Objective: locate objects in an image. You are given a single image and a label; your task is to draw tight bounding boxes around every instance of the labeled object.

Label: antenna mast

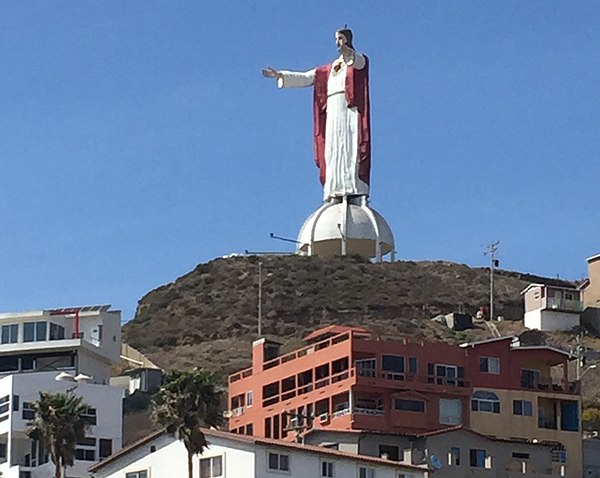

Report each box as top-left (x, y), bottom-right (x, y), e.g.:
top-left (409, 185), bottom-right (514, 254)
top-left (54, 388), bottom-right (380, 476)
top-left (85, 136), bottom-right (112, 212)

top-left (485, 241), bottom-right (500, 321)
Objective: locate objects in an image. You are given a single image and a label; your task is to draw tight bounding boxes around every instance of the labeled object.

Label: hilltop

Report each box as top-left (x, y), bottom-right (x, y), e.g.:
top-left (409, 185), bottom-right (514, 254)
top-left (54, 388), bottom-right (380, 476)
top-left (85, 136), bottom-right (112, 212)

top-left (123, 255), bottom-right (583, 376)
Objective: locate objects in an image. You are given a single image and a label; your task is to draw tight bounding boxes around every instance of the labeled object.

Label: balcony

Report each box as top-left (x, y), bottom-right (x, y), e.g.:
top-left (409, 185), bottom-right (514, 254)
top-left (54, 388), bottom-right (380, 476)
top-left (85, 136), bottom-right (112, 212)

top-left (229, 332), bottom-right (354, 384)
top-left (355, 368), bottom-right (470, 389)
top-left (543, 297), bottom-right (583, 313)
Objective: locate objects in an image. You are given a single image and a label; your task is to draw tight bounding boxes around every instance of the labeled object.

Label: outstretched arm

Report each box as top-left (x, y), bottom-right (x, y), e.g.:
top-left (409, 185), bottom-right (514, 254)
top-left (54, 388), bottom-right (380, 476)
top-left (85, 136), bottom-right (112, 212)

top-left (262, 67), bottom-right (283, 80)
top-left (262, 66), bottom-right (316, 89)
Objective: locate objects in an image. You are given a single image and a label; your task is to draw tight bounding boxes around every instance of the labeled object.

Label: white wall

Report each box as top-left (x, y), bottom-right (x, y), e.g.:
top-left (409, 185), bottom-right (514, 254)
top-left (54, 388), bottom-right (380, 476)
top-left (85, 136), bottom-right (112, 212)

top-left (525, 310), bottom-right (580, 331)
top-left (92, 433), bottom-right (427, 478)
top-left (1, 372), bottom-right (122, 478)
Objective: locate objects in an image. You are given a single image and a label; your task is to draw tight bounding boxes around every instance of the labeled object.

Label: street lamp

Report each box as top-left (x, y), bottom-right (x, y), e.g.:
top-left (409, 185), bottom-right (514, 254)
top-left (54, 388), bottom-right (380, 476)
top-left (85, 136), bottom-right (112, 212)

top-left (580, 364), bottom-right (598, 380)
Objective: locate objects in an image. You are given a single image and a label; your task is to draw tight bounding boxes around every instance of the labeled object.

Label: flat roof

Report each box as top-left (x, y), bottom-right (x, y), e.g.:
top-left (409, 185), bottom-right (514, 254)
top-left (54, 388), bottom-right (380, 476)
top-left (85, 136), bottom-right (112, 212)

top-left (0, 304), bottom-right (115, 320)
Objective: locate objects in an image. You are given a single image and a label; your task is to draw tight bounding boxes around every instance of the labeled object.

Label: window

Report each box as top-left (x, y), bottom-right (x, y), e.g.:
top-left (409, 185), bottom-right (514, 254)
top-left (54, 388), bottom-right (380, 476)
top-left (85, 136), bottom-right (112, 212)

top-left (428, 363), bottom-right (464, 386)
top-left (469, 449), bottom-right (491, 468)
top-left (439, 398), bottom-right (462, 425)
top-left (394, 398), bottom-right (425, 412)
top-left (245, 423), bottom-right (253, 435)
top-left (382, 355), bottom-right (404, 379)
top-left (22, 402), bottom-right (35, 420)
top-left (75, 440), bottom-right (95, 461)
top-left (379, 445), bottom-right (399, 461)
top-left (81, 407), bottom-right (97, 425)
top-left (200, 455), bottom-right (223, 478)
top-left (99, 439), bottom-right (112, 458)
top-left (49, 323), bottom-right (65, 341)
top-left (512, 452), bottom-right (530, 459)
top-left (246, 390), bottom-right (253, 407)
top-left (408, 357), bottom-right (418, 374)
top-left (513, 400), bottom-right (533, 416)
top-left (126, 472), bottom-right (148, 478)
top-left (321, 461), bottom-right (334, 477)
top-left (448, 447), bottom-right (460, 465)
top-left (1, 324), bottom-right (18, 344)
top-left (0, 395), bottom-right (9, 415)
top-left (355, 358), bottom-right (376, 378)
top-left (471, 391), bottom-right (500, 413)
top-left (0, 357), bottom-right (18, 373)
top-left (521, 368), bottom-right (541, 389)
top-left (268, 452), bottom-right (289, 472)
top-left (359, 466), bottom-right (375, 478)
top-left (23, 322), bottom-right (47, 342)
top-left (479, 357), bottom-right (500, 374)
top-left (551, 447), bottom-right (567, 463)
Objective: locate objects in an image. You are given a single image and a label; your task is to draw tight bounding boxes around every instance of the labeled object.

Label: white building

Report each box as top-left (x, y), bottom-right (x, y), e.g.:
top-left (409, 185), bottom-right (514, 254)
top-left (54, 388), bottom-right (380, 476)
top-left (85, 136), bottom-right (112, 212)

top-left (89, 428), bottom-right (428, 478)
top-left (522, 283), bottom-right (582, 331)
top-left (0, 305), bottom-right (123, 478)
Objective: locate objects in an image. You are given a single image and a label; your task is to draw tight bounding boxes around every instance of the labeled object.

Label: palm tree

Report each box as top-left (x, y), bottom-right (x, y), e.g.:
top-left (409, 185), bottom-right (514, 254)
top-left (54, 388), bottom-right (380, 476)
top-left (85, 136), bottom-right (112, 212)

top-left (27, 391), bottom-right (90, 478)
top-left (152, 368), bottom-right (223, 478)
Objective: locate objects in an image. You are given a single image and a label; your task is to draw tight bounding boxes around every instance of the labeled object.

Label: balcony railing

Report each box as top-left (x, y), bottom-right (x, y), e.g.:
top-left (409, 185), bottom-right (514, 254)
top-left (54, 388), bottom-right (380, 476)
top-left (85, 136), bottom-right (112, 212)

top-left (229, 331), bottom-right (355, 384)
top-left (355, 407), bottom-right (385, 416)
top-left (521, 381), bottom-right (579, 394)
top-left (356, 368), bottom-right (470, 388)
top-left (544, 297), bottom-right (583, 312)
top-left (260, 369), bottom-right (354, 408)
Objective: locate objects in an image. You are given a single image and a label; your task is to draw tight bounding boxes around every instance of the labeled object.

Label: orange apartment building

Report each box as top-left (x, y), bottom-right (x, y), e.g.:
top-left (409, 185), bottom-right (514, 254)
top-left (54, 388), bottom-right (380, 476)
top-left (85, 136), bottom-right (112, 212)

top-left (228, 325), bottom-right (583, 477)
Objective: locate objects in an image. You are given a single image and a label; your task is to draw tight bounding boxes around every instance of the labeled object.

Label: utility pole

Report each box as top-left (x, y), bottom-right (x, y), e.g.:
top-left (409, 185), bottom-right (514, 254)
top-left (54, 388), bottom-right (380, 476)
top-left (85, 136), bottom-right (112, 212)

top-left (485, 241), bottom-right (500, 321)
top-left (258, 261), bottom-right (263, 337)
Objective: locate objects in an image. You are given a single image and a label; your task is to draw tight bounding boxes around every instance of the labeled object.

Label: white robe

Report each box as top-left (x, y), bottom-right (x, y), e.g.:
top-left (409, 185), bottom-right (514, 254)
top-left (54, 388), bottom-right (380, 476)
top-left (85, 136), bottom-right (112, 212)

top-left (278, 54), bottom-right (370, 200)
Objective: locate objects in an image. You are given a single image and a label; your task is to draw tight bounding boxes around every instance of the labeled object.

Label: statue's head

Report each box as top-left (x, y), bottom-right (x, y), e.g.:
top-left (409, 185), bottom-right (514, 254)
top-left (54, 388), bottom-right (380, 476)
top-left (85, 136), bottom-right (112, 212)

top-left (335, 27), bottom-right (354, 51)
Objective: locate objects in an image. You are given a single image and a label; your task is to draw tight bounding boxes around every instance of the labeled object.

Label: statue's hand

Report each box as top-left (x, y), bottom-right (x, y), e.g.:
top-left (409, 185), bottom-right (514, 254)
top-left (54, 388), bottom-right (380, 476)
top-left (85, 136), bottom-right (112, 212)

top-left (262, 67), bottom-right (281, 79)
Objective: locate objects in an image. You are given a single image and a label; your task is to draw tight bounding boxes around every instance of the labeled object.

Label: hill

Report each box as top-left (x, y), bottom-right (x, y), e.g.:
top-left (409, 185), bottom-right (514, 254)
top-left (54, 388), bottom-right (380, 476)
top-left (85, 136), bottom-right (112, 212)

top-left (123, 255), bottom-right (582, 376)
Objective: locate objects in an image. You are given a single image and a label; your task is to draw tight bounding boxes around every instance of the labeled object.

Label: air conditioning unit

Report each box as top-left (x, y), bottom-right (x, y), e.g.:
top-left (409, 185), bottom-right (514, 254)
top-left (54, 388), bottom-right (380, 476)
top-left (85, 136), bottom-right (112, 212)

top-left (319, 413), bottom-right (329, 423)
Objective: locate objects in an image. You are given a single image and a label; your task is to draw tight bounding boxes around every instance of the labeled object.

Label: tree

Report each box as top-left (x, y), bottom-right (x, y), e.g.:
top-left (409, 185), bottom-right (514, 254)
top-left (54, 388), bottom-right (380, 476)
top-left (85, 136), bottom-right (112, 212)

top-left (152, 368), bottom-right (223, 478)
top-left (26, 391), bottom-right (90, 478)
top-left (583, 407), bottom-right (600, 431)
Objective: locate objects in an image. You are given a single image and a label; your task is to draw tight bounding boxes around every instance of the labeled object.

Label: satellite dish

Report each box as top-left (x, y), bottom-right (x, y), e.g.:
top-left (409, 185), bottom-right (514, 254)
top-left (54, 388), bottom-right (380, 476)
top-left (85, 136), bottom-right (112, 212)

top-left (430, 455), bottom-right (442, 470)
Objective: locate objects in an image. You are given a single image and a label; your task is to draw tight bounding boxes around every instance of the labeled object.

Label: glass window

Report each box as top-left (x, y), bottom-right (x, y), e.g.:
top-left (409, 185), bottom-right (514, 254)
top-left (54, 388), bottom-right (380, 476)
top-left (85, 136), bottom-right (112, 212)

top-left (126, 472), bottom-right (148, 478)
top-left (321, 461), bottom-right (334, 477)
top-left (513, 400), bottom-right (533, 416)
top-left (439, 398), bottom-right (462, 425)
top-left (479, 357), bottom-right (500, 374)
top-left (449, 447), bottom-right (460, 466)
top-left (359, 467), bottom-right (375, 478)
top-left (469, 449), bottom-right (486, 468)
top-left (408, 357), bottom-right (418, 374)
top-left (382, 355), bottom-right (404, 373)
top-left (0, 395), bottom-right (10, 415)
top-left (394, 399), bottom-right (425, 412)
top-left (1, 324), bottom-right (18, 344)
top-left (23, 322), bottom-right (47, 342)
top-left (268, 452), bottom-right (289, 472)
top-left (49, 323), bottom-right (65, 340)
top-left (200, 456), bottom-right (223, 478)
top-left (23, 402), bottom-right (36, 420)
top-left (0, 357), bottom-right (19, 373)
top-left (471, 391), bottom-right (500, 414)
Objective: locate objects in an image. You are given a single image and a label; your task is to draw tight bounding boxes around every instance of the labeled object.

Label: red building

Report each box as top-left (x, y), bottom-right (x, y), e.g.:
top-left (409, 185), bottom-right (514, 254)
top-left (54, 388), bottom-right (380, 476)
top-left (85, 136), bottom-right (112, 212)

top-left (228, 325), bottom-right (582, 476)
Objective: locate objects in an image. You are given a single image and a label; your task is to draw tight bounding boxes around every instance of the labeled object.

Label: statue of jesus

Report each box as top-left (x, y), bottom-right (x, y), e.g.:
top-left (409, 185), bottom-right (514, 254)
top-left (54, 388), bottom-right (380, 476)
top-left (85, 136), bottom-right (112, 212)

top-left (262, 28), bottom-right (371, 202)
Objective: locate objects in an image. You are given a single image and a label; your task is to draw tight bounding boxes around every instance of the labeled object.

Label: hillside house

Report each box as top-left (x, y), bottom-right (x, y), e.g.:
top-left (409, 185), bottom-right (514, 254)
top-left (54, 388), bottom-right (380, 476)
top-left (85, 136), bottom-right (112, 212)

top-left (0, 305), bottom-right (123, 478)
top-left (228, 326), bottom-right (582, 478)
top-left (89, 428), bottom-right (428, 478)
top-left (522, 283), bottom-right (582, 331)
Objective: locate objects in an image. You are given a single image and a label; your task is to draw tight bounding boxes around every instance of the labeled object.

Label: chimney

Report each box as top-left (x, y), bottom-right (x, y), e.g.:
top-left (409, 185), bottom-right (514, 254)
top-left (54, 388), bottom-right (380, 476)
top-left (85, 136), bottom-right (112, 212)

top-left (252, 338), bottom-right (281, 373)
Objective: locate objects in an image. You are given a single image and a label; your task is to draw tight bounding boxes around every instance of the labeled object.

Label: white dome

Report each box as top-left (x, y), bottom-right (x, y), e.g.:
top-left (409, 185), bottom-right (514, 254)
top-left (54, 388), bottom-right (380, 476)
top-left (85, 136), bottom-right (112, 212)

top-left (297, 201), bottom-right (395, 260)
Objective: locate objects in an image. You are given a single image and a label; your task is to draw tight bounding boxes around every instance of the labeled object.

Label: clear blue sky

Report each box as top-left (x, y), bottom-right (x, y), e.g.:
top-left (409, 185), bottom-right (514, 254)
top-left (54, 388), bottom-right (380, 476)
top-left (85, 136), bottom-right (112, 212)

top-left (1, 2), bottom-right (598, 321)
